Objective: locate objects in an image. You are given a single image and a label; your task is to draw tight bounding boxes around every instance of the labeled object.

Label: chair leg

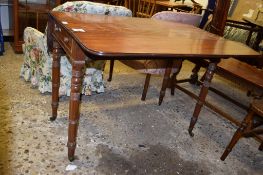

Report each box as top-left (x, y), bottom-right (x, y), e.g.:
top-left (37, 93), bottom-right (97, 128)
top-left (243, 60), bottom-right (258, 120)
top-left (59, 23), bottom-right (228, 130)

top-left (141, 74), bottom-right (151, 101)
top-left (170, 73), bottom-right (176, 96)
top-left (220, 110), bottom-right (255, 161)
top-left (259, 142), bottom-right (263, 151)
top-left (189, 65), bottom-right (201, 84)
top-left (159, 61), bottom-right (173, 105)
top-left (200, 70), bottom-right (207, 82)
top-left (170, 59), bottom-right (183, 95)
top-left (108, 59), bottom-right (115, 82)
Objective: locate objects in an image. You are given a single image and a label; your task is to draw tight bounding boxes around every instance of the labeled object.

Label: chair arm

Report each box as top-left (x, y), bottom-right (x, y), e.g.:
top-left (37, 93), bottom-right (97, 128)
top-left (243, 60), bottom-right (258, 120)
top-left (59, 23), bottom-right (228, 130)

top-left (23, 27), bottom-right (48, 59)
top-left (226, 19), bottom-right (260, 32)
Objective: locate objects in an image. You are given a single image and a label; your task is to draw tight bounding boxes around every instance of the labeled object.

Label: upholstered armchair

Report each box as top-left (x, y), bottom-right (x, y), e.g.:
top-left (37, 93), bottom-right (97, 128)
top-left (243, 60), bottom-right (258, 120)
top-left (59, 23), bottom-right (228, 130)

top-left (20, 1), bottom-right (132, 96)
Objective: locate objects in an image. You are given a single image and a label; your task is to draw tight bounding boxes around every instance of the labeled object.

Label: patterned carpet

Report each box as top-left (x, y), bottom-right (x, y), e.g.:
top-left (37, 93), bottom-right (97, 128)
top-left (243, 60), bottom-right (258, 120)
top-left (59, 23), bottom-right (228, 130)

top-left (0, 43), bottom-right (262, 175)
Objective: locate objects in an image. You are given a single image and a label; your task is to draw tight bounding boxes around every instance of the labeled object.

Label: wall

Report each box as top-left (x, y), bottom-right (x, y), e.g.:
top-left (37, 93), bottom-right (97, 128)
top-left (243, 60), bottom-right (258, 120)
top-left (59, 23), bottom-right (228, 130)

top-left (0, 0), bottom-right (46, 36)
top-left (0, 0), bottom-right (12, 35)
top-left (186, 0), bottom-right (263, 21)
top-left (230, 0), bottom-right (263, 20)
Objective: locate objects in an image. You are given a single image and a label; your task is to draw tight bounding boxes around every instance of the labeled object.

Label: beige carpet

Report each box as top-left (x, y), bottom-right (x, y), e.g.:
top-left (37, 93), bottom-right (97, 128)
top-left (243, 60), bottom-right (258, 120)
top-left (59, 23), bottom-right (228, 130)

top-left (0, 43), bottom-right (262, 175)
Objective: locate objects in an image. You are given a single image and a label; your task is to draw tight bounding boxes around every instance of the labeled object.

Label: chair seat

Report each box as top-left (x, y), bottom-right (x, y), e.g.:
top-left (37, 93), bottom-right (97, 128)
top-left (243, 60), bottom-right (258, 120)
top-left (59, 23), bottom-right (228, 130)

top-left (120, 59), bottom-right (179, 75)
top-left (152, 11), bottom-right (202, 27)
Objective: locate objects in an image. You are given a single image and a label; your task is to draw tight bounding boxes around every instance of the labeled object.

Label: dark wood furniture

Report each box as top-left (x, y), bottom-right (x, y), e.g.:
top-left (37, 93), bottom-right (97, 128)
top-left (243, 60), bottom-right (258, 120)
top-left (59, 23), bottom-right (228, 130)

top-left (242, 16), bottom-right (263, 52)
top-left (182, 58), bottom-right (263, 131)
top-left (47, 11), bottom-right (260, 161)
top-left (156, 0), bottom-right (202, 14)
top-left (123, 0), bottom-right (156, 17)
top-left (183, 1), bottom-right (263, 137)
top-left (221, 98), bottom-right (263, 161)
top-left (156, 0), bottom-right (193, 9)
top-left (136, 0), bottom-right (156, 18)
top-left (12, 0), bottom-right (61, 53)
top-left (187, 0), bottom-right (232, 136)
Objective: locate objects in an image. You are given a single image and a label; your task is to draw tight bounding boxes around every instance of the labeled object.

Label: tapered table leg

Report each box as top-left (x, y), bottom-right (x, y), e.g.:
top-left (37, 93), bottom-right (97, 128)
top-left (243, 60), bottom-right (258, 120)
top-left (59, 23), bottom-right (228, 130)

top-left (159, 60), bottom-right (173, 105)
top-left (188, 62), bottom-right (217, 136)
top-left (170, 59), bottom-right (183, 95)
top-left (141, 74), bottom-right (151, 101)
top-left (50, 41), bottom-right (62, 121)
top-left (67, 60), bottom-right (85, 161)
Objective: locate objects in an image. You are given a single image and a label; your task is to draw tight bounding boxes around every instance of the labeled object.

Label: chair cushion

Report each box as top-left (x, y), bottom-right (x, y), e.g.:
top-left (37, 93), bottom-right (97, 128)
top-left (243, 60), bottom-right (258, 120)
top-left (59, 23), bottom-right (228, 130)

top-left (152, 11), bottom-right (202, 27)
top-left (120, 59), bottom-right (181, 75)
top-left (53, 1), bottom-right (132, 17)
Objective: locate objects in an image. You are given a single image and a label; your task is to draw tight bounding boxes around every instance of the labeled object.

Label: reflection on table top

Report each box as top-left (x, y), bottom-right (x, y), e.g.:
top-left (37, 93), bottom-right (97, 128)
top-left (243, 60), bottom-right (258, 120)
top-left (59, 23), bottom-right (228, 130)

top-left (49, 11), bottom-right (260, 59)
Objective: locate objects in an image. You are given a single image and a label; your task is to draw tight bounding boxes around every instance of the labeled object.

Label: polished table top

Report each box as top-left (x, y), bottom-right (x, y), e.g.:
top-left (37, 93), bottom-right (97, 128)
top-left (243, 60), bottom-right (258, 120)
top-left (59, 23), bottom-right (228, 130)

top-left (49, 11), bottom-right (260, 60)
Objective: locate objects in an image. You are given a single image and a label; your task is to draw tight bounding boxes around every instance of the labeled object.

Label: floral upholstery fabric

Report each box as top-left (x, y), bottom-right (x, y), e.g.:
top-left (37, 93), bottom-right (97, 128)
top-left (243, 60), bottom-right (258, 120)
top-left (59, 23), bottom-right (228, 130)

top-left (53, 1), bottom-right (132, 16)
top-left (20, 1), bottom-right (132, 96)
top-left (224, 26), bottom-right (257, 48)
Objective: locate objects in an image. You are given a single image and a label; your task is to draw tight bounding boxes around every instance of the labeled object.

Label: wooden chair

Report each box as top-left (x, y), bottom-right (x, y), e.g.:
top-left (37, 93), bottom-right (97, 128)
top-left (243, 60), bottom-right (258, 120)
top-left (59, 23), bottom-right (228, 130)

top-left (123, 0), bottom-right (155, 17)
top-left (124, 0), bottom-right (137, 16)
top-left (173, 1), bottom-right (202, 14)
top-left (185, 0), bottom-right (263, 137)
top-left (221, 98), bottom-right (263, 161)
top-left (136, 0), bottom-right (156, 18)
top-left (108, 11), bottom-right (202, 105)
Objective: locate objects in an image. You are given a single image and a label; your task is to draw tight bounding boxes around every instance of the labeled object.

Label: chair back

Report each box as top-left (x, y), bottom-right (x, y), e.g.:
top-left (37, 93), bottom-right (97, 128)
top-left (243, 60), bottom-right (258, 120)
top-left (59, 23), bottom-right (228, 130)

top-left (136, 0), bottom-right (156, 18)
top-left (52, 1), bottom-right (132, 16)
top-left (124, 0), bottom-right (137, 16)
top-left (191, 3), bottom-right (202, 14)
top-left (112, 0), bottom-right (125, 6)
top-left (209, 0), bottom-right (231, 36)
top-left (152, 11), bottom-right (202, 27)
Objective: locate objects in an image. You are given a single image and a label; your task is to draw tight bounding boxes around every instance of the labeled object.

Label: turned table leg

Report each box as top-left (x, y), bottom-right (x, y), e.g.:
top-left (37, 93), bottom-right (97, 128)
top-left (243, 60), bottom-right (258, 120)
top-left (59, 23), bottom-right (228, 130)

top-left (67, 60), bottom-right (85, 161)
top-left (51, 41), bottom-right (62, 121)
top-left (188, 62), bottom-right (217, 136)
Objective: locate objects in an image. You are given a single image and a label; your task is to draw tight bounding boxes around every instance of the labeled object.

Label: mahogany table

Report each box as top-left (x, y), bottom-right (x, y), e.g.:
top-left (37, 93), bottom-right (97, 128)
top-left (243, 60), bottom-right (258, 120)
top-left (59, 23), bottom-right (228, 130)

top-left (47, 11), bottom-right (261, 161)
